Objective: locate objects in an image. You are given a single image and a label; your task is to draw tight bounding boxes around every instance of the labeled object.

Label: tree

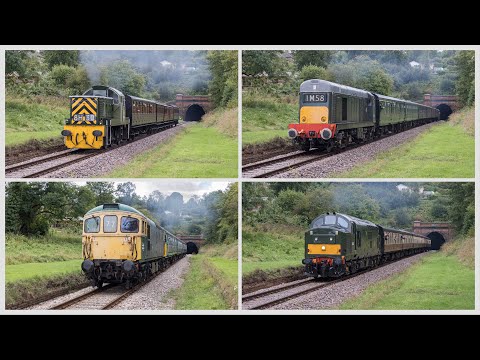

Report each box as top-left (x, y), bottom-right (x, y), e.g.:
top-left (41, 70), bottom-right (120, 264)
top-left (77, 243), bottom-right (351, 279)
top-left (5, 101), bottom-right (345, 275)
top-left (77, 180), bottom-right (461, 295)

top-left (455, 51), bottom-right (475, 106)
top-left (115, 182), bottom-right (137, 205)
top-left (293, 50), bottom-right (332, 70)
top-left (357, 67), bottom-right (393, 95)
top-left (165, 192), bottom-right (184, 214)
top-left (5, 50), bottom-right (31, 76)
top-left (299, 65), bottom-right (328, 81)
top-left (207, 50), bottom-right (238, 107)
top-left (87, 182), bottom-right (115, 205)
top-left (242, 50), bottom-right (284, 76)
top-left (99, 60), bottom-right (146, 96)
top-left (42, 50), bottom-right (80, 69)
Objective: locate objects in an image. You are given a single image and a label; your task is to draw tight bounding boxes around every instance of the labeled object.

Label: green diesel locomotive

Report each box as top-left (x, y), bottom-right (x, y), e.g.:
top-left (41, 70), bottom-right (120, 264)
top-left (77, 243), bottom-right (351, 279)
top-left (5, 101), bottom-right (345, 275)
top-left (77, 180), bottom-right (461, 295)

top-left (302, 212), bottom-right (431, 278)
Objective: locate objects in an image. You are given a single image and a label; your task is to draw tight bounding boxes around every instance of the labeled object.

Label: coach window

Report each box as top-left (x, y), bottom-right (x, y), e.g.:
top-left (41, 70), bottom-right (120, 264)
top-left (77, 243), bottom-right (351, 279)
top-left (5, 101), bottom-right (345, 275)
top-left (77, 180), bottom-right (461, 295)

top-left (342, 98), bottom-right (348, 121)
top-left (337, 216), bottom-right (349, 229)
top-left (324, 215), bottom-right (336, 225)
top-left (103, 215), bottom-right (118, 233)
top-left (107, 89), bottom-right (119, 104)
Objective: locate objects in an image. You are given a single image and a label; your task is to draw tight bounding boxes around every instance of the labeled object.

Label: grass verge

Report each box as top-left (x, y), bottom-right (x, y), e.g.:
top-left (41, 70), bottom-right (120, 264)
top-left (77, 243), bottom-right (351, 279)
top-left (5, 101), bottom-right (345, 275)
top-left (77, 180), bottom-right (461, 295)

top-left (6, 229), bottom-right (81, 265)
top-left (6, 95), bottom-right (68, 146)
top-left (5, 272), bottom-right (87, 309)
top-left (173, 243), bottom-right (238, 310)
top-left (242, 93), bottom-right (297, 145)
top-left (107, 123), bottom-right (238, 178)
top-left (338, 120), bottom-right (474, 178)
top-left (6, 259), bottom-right (82, 283)
top-left (242, 225), bottom-right (304, 275)
top-left (339, 236), bottom-right (475, 310)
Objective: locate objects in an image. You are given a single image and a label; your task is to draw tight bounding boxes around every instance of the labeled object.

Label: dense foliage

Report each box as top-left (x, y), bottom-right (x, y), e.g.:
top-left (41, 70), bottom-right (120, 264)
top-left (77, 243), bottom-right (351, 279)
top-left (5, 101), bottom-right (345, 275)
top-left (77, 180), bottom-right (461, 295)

top-left (207, 51), bottom-right (238, 108)
top-left (5, 50), bottom-right (213, 103)
top-left (6, 182), bottom-right (238, 243)
top-left (243, 182), bottom-right (474, 236)
top-left (242, 50), bottom-right (474, 103)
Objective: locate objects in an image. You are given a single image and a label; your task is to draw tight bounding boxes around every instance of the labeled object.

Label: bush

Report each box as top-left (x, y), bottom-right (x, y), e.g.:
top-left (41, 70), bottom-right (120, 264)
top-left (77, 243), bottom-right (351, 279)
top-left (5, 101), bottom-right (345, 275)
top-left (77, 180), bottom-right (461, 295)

top-left (50, 64), bottom-right (76, 86)
top-left (299, 65), bottom-right (328, 81)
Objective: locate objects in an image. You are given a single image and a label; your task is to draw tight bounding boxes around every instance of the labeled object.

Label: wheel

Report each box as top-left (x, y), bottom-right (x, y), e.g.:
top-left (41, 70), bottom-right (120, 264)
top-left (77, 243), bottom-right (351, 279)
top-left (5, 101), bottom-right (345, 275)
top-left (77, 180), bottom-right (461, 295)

top-left (96, 280), bottom-right (104, 289)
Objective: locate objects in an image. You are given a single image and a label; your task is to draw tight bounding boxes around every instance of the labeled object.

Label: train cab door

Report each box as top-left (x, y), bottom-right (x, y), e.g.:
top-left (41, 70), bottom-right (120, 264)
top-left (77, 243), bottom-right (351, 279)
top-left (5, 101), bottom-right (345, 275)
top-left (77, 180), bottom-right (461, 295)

top-left (351, 223), bottom-right (358, 257)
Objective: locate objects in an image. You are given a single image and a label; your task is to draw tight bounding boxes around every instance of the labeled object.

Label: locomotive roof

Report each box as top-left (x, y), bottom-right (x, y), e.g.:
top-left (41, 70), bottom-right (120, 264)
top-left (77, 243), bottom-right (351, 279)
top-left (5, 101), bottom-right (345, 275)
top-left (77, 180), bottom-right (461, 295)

top-left (381, 226), bottom-right (430, 239)
top-left (84, 85), bottom-right (125, 97)
top-left (300, 79), bottom-right (370, 99)
top-left (85, 203), bottom-right (146, 217)
top-left (311, 213), bottom-right (377, 228)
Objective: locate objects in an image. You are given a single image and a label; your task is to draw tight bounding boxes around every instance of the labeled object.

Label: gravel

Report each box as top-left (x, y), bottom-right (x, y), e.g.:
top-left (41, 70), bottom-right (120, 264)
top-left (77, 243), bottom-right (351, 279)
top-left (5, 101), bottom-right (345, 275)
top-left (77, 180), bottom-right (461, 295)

top-left (44, 123), bottom-right (187, 178)
top-left (113, 255), bottom-right (191, 310)
top-left (26, 286), bottom-right (93, 310)
top-left (276, 122), bottom-right (439, 178)
top-left (270, 252), bottom-right (427, 310)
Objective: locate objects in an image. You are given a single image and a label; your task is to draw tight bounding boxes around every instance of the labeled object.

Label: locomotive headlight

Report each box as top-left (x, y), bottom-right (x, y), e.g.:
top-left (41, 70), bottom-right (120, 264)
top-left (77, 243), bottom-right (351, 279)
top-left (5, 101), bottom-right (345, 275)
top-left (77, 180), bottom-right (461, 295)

top-left (322, 246), bottom-right (326, 251)
top-left (92, 130), bottom-right (102, 137)
top-left (321, 116), bottom-right (327, 123)
top-left (61, 130), bottom-right (72, 136)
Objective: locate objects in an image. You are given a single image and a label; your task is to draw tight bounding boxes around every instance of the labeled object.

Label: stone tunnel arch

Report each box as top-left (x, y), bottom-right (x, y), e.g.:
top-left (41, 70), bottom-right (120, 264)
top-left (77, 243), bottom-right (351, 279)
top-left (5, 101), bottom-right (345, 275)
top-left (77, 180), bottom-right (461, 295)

top-left (185, 104), bottom-right (206, 121)
top-left (436, 104), bottom-right (453, 120)
top-left (427, 232), bottom-right (446, 250)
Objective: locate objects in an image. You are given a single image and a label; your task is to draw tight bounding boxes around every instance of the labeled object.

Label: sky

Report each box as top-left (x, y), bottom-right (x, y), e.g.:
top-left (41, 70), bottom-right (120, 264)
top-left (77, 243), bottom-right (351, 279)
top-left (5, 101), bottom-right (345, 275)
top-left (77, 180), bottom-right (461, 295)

top-left (72, 181), bottom-right (232, 200)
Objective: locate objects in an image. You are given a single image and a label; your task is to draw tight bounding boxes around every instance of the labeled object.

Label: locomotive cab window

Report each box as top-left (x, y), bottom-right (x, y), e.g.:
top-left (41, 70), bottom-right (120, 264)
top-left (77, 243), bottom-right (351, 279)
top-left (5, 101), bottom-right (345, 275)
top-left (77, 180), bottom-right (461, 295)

top-left (121, 216), bottom-right (139, 233)
top-left (84, 216), bottom-right (100, 233)
top-left (103, 215), bottom-right (118, 233)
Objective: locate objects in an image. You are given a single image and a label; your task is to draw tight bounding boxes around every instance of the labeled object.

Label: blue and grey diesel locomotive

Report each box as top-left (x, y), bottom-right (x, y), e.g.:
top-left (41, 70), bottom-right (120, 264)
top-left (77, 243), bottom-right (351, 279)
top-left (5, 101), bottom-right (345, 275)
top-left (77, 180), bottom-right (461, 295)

top-left (302, 212), bottom-right (431, 278)
top-left (62, 85), bottom-right (179, 149)
top-left (288, 79), bottom-right (440, 151)
top-left (81, 203), bottom-right (187, 288)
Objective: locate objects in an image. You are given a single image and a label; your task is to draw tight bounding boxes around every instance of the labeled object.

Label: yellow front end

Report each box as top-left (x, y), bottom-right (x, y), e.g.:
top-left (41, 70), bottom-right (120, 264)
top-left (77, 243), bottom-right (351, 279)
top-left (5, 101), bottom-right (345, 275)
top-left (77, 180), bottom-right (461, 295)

top-left (83, 234), bottom-right (141, 261)
top-left (300, 106), bottom-right (329, 124)
top-left (63, 125), bottom-right (105, 149)
top-left (307, 244), bottom-right (341, 255)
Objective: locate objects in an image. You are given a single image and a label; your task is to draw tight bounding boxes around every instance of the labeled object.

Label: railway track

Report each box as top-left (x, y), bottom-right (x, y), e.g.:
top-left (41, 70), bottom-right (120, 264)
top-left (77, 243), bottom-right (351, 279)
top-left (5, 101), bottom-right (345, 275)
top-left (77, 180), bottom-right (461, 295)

top-left (243, 252), bottom-right (427, 310)
top-left (5, 149), bottom-right (102, 178)
top-left (242, 150), bottom-right (331, 178)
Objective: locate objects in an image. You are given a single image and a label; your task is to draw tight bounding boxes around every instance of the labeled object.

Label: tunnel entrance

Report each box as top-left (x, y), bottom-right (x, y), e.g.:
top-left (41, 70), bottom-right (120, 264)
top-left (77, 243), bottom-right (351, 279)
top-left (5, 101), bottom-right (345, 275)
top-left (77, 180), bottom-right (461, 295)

top-left (185, 104), bottom-right (206, 121)
top-left (436, 104), bottom-right (453, 120)
top-left (427, 232), bottom-right (446, 250)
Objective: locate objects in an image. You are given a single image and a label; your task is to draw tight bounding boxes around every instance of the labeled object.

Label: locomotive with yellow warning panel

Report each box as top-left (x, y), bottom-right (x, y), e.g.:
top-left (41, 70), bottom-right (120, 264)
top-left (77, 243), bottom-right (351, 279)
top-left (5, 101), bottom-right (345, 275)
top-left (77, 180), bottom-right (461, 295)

top-left (288, 79), bottom-right (440, 151)
top-left (81, 203), bottom-right (186, 288)
top-left (62, 85), bottom-right (179, 149)
top-left (302, 213), bottom-right (430, 278)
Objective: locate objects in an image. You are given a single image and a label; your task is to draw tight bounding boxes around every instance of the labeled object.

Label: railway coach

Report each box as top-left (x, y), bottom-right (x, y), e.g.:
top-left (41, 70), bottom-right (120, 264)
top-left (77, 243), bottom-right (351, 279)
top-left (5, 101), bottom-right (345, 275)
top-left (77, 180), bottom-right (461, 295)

top-left (62, 85), bottom-right (179, 149)
top-left (81, 203), bottom-right (187, 288)
top-left (288, 79), bottom-right (440, 151)
top-left (302, 212), bottom-right (430, 278)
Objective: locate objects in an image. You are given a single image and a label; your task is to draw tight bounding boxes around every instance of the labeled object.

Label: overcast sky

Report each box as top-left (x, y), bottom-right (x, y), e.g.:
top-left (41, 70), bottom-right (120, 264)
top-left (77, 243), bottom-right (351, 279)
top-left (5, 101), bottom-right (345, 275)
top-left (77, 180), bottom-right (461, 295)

top-left (71, 181), bottom-right (232, 200)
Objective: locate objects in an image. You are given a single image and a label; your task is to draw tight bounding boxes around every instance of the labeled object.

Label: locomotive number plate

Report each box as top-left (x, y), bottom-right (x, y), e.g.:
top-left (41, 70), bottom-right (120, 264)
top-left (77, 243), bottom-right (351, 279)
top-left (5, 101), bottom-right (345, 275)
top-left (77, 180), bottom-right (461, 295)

top-left (303, 93), bottom-right (327, 103)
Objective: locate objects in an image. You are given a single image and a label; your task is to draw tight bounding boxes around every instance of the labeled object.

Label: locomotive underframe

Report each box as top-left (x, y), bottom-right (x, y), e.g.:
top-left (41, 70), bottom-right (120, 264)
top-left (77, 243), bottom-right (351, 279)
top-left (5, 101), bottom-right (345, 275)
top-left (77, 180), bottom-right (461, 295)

top-left (304, 246), bottom-right (429, 278)
top-left (82, 253), bottom-right (185, 288)
top-left (293, 116), bottom-right (437, 151)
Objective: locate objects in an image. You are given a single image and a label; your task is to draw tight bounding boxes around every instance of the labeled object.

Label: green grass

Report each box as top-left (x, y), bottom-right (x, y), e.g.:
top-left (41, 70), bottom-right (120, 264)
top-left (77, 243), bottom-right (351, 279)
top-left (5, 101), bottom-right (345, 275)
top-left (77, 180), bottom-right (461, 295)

top-left (6, 130), bottom-right (62, 147)
top-left (6, 96), bottom-right (68, 146)
top-left (174, 255), bottom-right (230, 310)
top-left (243, 130), bottom-right (288, 145)
top-left (6, 259), bottom-right (82, 283)
top-left (107, 123), bottom-right (238, 178)
top-left (242, 96), bottom-right (297, 145)
top-left (242, 228), bottom-right (303, 274)
top-left (209, 257), bottom-right (238, 285)
top-left (6, 229), bottom-right (81, 265)
top-left (339, 252), bottom-right (475, 310)
top-left (339, 122), bottom-right (474, 178)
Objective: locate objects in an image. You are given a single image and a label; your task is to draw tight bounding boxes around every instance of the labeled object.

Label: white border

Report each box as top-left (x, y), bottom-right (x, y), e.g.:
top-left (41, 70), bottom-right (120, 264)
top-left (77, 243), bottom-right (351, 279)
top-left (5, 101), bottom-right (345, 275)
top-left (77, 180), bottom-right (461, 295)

top-left (1, 45), bottom-right (478, 315)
